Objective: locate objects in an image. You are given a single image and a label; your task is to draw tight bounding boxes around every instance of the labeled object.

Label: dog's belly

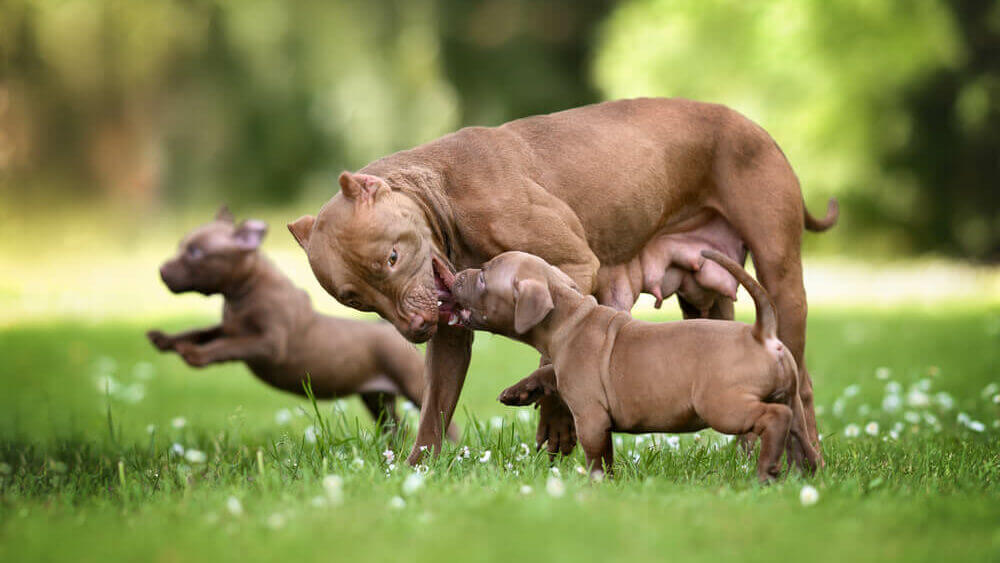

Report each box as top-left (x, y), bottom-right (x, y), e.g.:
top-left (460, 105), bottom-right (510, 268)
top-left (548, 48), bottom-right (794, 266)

top-left (594, 212), bottom-right (746, 315)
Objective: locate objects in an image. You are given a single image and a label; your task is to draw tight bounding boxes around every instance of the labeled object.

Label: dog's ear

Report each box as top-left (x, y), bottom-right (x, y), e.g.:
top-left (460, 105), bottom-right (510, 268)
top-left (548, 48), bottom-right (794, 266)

top-left (339, 171), bottom-right (387, 204)
top-left (215, 205), bottom-right (234, 224)
top-left (513, 278), bottom-right (554, 334)
top-left (233, 219), bottom-right (268, 251)
top-left (287, 215), bottom-right (315, 250)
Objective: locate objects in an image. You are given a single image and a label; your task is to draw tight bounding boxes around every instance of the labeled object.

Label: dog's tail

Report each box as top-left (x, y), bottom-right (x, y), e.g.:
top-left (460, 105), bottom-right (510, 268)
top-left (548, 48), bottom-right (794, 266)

top-left (700, 250), bottom-right (776, 343)
top-left (803, 197), bottom-right (839, 232)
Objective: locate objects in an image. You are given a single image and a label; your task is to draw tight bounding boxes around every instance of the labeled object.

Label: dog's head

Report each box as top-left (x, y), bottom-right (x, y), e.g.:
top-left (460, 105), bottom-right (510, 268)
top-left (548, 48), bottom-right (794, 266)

top-left (446, 251), bottom-right (576, 337)
top-left (159, 206), bottom-right (267, 295)
top-left (287, 171), bottom-right (446, 342)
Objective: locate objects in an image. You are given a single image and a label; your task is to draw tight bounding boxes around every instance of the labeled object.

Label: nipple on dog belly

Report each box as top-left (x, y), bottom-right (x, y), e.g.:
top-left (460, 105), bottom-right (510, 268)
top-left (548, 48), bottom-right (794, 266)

top-left (596, 214), bottom-right (746, 315)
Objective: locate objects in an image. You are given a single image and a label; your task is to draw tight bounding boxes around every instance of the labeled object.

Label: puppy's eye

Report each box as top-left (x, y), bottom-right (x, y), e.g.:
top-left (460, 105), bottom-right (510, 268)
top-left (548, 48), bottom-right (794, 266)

top-left (387, 248), bottom-right (398, 267)
top-left (186, 246), bottom-right (203, 260)
top-left (477, 271), bottom-right (485, 288)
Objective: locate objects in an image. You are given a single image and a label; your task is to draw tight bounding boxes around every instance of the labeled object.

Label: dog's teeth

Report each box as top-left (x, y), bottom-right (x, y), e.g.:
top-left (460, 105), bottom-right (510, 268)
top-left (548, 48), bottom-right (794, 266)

top-left (447, 316), bottom-right (459, 326)
top-left (437, 300), bottom-right (443, 307)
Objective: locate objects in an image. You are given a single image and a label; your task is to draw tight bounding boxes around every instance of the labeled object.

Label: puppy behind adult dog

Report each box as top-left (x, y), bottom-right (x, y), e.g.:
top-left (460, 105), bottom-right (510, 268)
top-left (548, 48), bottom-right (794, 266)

top-left (444, 250), bottom-right (819, 482)
top-left (148, 207), bottom-right (457, 437)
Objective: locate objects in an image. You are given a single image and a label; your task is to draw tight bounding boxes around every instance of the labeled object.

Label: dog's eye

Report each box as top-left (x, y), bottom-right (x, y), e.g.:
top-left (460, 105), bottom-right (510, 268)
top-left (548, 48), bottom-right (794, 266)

top-left (477, 271), bottom-right (485, 288)
top-left (387, 248), bottom-right (398, 267)
top-left (186, 246), bottom-right (203, 260)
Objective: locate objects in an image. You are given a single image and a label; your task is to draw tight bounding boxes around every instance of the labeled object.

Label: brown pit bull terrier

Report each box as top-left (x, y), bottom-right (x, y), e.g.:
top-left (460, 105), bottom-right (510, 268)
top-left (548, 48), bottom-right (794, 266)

top-left (447, 250), bottom-right (820, 482)
top-left (286, 97), bottom-right (837, 465)
top-left (148, 207), bottom-right (456, 436)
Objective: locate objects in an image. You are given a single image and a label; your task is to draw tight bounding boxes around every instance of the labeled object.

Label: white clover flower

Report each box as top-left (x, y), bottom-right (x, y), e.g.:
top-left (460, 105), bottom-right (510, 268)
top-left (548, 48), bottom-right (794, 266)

top-left (545, 476), bottom-right (565, 497)
top-left (274, 409), bottom-right (292, 425)
top-left (549, 467), bottom-right (560, 477)
top-left (916, 379), bottom-right (932, 391)
top-left (614, 436), bottom-right (624, 448)
top-left (575, 465), bottom-right (586, 475)
top-left (266, 513), bottom-right (286, 529)
top-left (843, 424), bottom-right (860, 438)
top-left (304, 425), bottom-right (318, 444)
top-left (857, 404), bottom-right (871, 417)
top-left (885, 381), bottom-right (902, 394)
top-left (875, 367), bottom-right (891, 380)
top-left (980, 382), bottom-right (998, 398)
top-left (635, 435), bottom-right (645, 446)
top-left (665, 436), bottom-right (681, 450)
top-left (171, 417), bottom-right (188, 429)
top-left (170, 443), bottom-right (185, 456)
top-left (967, 420), bottom-right (986, 433)
top-left (888, 430), bottom-right (900, 440)
top-left (923, 412), bottom-right (939, 426)
top-left (350, 458), bottom-right (365, 470)
top-left (455, 446), bottom-right (470, 461)
top-left (184, 449), bottom-right (207, 464)
top-left (992, 394), bottom-right (1000, 405)
top-left (906, 389), bottom-right (930, 407)
top-left (904, 411), bottom-right (920, 424)
top-left (386, 463), bottom-right (396, 473)
top-left (121, 383), bottom-right (145, 404)
top-left (388, 496), bottom-right (406, 509)
top-left (489, 416), bottom-right (504, 429)
top-left (322, 474), bottom-right (344, 501)
top-left (383, 449), bottom-right (395, 464)
top-left (957, 412), bottom-right (971, 425)
top-left (402, 472), bottom-right (424, 496)
top-left (517, 410), bottom-right (531, 423)
top-left (864, 422), bottom-right (879, 436)
top-left (505, 462), bottom-right (514, 470)
top-left (132, 362), bottom-right (155, 380)
top-left (934, 392), bottom-right (955, 410)
top-left (520, 485), bottom-right (533, 495)
top-left (799, 485), bottom-right (819, 506)
top-left (892, 422), bottom-right (904, 433)
top-left (881, 394), bottom-right (902, 412)
top-left (478, 450), bottom-right (492, 463)
top-left (832, 399), bottom-right (846, 417)
top-left (842, 384), bottom-right (860, 397)
top-left (95, 375), bottom-right (119, 394)
top-left (225, 496), bottom-right (243, 516)
top-left (516, 442), bottom-right (531, 460)
top-left (146, 424), bottom-right (156, 434)
top-left (401, 401), bottom-right (416, 413)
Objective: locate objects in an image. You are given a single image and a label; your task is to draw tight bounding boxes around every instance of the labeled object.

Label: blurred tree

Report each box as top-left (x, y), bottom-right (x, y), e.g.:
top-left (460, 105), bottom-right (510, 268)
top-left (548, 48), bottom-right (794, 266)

top-left (878, 0), bottom-right (1000, 261)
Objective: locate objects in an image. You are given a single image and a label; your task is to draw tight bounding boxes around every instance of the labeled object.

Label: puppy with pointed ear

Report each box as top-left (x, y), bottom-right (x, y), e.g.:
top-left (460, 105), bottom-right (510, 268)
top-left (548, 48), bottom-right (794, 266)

top-left (234, 219), bottom-right (268, 251)
top-left (287, 215), bottom-right (314, 250)
top-left (513, 278), bottom-right (554, 334)
top-left (338, 171), bottom-right (387, 204)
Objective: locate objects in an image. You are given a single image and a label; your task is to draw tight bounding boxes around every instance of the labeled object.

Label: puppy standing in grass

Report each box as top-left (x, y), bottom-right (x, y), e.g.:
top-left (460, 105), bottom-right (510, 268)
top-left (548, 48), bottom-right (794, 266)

top-left (442, 250), bottom-right (819, 482)
top-left (147, 207), bottom-right (454, 436)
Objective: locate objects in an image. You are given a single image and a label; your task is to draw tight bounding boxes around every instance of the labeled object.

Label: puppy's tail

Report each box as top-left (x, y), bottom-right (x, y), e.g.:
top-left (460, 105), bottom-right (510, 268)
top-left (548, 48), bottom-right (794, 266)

top-left (803, 197), bottom-right (839, 232)
top-left (700, 250), bottom-right (776, 343)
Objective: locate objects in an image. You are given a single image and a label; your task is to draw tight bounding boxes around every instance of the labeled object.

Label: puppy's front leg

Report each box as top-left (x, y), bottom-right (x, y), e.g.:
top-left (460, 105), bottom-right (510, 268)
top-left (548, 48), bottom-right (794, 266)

top-left (498, 364), bottom-right (558, 406)
top-left (147, 325), bottom-right (223, 351)
top-left (174, 335), bottom-right (280, 368)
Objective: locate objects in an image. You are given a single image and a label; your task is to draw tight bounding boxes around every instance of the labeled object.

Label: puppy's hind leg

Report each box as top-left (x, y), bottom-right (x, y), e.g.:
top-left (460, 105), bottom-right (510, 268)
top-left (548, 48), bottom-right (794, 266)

top-left (361, 392), bottom-right (400, 437)
top-left (575, 408), bottom-right (614, 479)
top-left (752, 403), bottom-right (793, 483)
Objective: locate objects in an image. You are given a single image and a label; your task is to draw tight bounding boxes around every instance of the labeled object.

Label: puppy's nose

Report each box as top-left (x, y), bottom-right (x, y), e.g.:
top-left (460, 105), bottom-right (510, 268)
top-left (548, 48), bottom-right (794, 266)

top-left (409, 314), bottom-right (429, 333)
top-left (159, 265), bottom-right (169, 283)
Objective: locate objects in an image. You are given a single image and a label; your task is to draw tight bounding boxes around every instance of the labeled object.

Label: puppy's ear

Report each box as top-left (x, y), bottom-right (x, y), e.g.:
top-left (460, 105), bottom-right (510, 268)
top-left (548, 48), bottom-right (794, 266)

top-left (215, 205), bottom-right (234, 224)
top-left (287, 215), bottom-right (315, 250)
top-left (513, 279), bottom-right (554, 334)
top-left (234, 219), bottom-right (268, 251)
top-left (339, 171), bottom-right (387, 204)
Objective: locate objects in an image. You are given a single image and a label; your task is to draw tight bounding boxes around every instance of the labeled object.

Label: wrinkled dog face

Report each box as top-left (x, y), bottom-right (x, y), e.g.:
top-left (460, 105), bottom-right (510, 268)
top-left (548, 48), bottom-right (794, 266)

top-left (448, 251), bottom-right (557, 337)
top-left (288, 172), bottom-right (445, 343)
top-left (159, 207), bottom-right (268, 295)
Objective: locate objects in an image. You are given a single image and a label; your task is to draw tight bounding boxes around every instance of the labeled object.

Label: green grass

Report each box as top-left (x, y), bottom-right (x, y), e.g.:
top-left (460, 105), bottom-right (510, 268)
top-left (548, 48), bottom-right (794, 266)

top-left (1, 305), bottom-right (999, 562)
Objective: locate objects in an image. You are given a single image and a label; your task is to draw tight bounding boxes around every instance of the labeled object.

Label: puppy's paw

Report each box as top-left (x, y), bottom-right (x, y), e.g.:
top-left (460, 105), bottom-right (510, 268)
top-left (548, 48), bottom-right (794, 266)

top-left (147, 330), bottom-right (173, 351)
top-left (536, 395), bottom-right (577, 458)
top-left (175, 342), bottom-right (208, 367)
top-left (498, 378), bottom-right (546, 406)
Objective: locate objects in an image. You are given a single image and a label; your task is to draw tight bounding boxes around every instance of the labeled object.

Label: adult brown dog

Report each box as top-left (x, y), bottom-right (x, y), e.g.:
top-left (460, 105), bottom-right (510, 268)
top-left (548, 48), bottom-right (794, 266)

top-left (148, 207), bottom-right (449, 434)
top-left (287, 97), bottom-right (837, 464)
top-left (448, 250), bottom-right (820, 482)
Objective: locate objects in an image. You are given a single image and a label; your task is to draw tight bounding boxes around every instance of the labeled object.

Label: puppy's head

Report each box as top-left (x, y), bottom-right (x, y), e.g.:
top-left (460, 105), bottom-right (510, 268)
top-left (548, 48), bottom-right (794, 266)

top-left (447, 251), bottom-right (575, 337)
top-left (159, 206), bottom-right (268, 295)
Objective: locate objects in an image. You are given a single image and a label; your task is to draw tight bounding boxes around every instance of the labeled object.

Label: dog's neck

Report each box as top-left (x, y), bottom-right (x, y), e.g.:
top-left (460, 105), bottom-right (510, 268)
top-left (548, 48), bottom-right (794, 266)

top-left (522, 284), bottom-right (604, 360)
top-left (221, 253), bottom-right (281, 302)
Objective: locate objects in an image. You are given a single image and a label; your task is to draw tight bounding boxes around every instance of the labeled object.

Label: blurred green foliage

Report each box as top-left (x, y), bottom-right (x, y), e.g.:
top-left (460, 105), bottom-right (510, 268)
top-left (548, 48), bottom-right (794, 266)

top-left (0, 0), bottom-right (996, 259)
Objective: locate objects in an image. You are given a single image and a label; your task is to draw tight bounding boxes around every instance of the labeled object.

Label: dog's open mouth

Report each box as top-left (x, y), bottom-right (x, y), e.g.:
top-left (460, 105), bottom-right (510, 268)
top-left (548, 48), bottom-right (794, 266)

top-left (432, 256), bottom-right (473, 327)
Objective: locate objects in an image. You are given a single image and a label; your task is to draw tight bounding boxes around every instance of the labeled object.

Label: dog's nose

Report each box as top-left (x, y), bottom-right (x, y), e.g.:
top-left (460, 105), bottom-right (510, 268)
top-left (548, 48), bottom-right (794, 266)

top-left (409, 314), bottom-right (429, 333)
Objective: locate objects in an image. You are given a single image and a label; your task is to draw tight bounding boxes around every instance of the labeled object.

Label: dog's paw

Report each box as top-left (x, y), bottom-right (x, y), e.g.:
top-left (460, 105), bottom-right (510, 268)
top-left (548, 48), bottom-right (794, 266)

top-left (146, 330), bottom-right (173, 351)
top-left (498, 379), bottom-right (546, 406)
top-left (175, 342), bottom-right (208, 367)
top-left (536, 395), bottom-right (577, 457)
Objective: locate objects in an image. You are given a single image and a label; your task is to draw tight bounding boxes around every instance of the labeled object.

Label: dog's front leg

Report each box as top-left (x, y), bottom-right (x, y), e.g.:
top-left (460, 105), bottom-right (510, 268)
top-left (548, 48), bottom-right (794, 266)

top-left (407, 323), bottom-right (473, 465)
top-left (147, 325), bottom-right (223, 351)
top-left (174, 335), bottom-right (280, 368)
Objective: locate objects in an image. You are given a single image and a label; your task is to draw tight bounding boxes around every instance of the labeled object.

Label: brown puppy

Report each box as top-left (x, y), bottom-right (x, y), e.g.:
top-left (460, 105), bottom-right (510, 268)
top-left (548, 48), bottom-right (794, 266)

top-left (148, 207), bottom-right (454, 435)
top-left (447, 250), bottom-right (820, 482)
top-left (287, 97), bottom-right (837, 464)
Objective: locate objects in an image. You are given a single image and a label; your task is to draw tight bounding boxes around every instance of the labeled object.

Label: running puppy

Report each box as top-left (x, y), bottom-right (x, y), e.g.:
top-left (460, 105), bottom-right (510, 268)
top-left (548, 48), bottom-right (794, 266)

top-left (444, 250), bottom-right (819, 482)
top-left (148, 207), bottom-right (457, 437)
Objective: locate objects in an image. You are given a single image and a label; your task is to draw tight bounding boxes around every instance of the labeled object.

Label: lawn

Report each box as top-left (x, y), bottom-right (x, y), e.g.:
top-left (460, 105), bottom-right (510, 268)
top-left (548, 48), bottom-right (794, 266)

top-left (1, 302), bottom-right (998, 562)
